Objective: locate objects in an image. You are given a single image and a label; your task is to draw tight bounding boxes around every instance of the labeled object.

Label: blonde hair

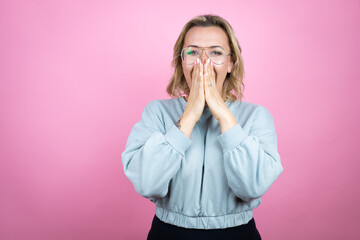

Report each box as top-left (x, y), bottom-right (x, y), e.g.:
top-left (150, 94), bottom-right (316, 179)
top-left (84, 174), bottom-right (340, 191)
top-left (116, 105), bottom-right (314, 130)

top-left (166, 14), bottom-right (245, 102)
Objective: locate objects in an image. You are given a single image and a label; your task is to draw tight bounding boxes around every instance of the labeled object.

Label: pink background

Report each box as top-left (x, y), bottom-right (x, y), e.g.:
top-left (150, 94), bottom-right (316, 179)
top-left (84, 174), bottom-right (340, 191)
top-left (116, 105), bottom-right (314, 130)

top-left (1, 0), bottom-right (359, 239)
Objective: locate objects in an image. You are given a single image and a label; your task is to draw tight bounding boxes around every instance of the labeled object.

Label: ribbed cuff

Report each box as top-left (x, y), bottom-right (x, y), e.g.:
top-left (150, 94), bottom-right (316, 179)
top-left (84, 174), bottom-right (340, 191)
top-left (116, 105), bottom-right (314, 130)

top-left (165, 125), bottom-right (192, 155)
top-left (217, 124), bottom-right (248, 152)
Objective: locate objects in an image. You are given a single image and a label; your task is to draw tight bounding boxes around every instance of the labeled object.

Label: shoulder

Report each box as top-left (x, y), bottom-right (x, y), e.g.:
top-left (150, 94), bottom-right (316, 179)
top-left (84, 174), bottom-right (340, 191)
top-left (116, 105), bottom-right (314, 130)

top-left (140, 98), bottom-right (182, 130)
top-left (230, 100), bottom-right (272, 116)
top-left (144, 98), bottom-right (182, 113)
top-left (146, 98), bottom-right (179, 107)
top-left (230, 100), bottom-right (276, 128)
top-left (141, 98), bottom-right (182, 122)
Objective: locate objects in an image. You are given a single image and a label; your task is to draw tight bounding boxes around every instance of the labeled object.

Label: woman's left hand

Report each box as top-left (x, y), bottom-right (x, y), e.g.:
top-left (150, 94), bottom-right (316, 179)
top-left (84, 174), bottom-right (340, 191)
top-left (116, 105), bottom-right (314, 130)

top-left (204, 59), bottom-right (238, 133)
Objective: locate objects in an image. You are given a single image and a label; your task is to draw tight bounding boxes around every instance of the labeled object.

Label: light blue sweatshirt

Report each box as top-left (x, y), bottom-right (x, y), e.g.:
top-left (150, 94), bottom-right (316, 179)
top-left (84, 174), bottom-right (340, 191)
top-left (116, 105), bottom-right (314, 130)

top-left (121, 97), bottom-right (283, 229)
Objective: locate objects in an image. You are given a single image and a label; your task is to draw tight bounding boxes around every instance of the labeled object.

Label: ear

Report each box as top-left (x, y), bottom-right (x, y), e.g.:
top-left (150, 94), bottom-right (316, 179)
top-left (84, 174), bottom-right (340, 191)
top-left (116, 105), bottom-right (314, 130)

top-left (227, 59), bottom-right (234, 73)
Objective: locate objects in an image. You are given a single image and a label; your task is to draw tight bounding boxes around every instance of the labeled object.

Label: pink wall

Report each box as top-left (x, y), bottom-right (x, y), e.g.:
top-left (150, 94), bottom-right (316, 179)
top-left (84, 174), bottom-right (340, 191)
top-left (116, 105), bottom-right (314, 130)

top-left (1, 0), bottom-right (359, 239)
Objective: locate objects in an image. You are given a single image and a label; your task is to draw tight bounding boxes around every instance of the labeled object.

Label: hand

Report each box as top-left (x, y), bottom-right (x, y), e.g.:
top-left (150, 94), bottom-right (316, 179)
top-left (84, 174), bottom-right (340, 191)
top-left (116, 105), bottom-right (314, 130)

top-left (177, 58), bottom-right (205, 138)
top-left (203, 59), bottom-right (228, 121)
top-left (204, 59), bottom-right (238, 133)
top-left (182, 58), bottom-right (205, 123)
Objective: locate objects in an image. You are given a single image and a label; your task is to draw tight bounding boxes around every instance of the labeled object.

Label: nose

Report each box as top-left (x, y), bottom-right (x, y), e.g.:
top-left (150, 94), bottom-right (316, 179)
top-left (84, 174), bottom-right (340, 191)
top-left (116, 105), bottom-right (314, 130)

top-left (199, 49), bottom-right (209, 64)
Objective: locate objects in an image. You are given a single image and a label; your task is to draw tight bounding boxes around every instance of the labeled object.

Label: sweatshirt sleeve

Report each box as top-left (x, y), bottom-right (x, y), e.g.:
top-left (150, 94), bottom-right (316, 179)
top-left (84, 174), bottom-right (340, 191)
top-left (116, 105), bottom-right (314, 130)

top-left (217, 105), bottom-right (283, 202)
top-left (121, 100), bottom-right (192, 199)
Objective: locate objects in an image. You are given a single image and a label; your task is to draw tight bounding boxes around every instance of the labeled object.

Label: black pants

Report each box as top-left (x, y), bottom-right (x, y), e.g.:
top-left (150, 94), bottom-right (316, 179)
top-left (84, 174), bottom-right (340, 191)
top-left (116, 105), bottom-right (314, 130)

top-left (147, 215), bottom-right (262, 240)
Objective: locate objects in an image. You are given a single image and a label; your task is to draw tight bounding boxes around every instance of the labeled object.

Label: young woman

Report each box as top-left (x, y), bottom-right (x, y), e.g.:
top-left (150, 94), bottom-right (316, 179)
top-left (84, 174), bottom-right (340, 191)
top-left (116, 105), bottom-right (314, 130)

top-left (122, 14), bottom-right (283, 240)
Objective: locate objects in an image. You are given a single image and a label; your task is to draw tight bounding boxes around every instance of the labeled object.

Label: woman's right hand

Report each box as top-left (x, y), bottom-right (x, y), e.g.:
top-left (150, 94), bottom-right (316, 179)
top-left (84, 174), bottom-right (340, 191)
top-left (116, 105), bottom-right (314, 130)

top-left (177, 59), bottom-right (205, 138)
top-left (183, 58), bottom-right (205, 122)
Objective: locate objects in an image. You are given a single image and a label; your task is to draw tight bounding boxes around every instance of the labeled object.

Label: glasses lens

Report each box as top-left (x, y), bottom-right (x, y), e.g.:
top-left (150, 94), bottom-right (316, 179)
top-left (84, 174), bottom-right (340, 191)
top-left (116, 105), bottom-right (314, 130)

top-left (182, 47), bottom-right (200, 65)
top-left (207, 48), bottom-right (227, 65)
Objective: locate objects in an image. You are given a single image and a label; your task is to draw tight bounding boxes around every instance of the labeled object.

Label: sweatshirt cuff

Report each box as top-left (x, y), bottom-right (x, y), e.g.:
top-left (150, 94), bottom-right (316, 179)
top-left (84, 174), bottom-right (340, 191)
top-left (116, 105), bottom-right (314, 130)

top-left (217, 123), bottom-right (248, 152)
top-left (165, 125), bottom-right (192, 155)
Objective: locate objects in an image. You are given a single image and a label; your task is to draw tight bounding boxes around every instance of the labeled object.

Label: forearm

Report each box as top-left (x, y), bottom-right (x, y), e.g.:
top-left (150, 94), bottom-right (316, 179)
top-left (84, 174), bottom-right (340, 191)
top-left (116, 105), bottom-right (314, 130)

top-left (176, 113), bottom-right (197, 138)
top-left (218, 109), bottom-right (238, 134)
top-left (217, 106), bottom-right (284, 201)
top-left (222, 135), bottom-right (283, 201)
top-left (123, 126), bottom-right (192, 199)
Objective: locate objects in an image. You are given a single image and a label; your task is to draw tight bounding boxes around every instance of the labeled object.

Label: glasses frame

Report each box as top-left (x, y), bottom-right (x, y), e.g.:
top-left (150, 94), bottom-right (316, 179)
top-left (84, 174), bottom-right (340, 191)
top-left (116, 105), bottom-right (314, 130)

top-left (180, 46), bottom-right (232, 65)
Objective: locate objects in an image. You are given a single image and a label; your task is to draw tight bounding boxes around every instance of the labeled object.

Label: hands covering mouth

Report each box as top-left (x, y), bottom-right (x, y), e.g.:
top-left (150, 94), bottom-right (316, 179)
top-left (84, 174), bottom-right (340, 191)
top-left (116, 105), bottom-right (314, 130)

top-left (178, 58), bottom-right (238, 138)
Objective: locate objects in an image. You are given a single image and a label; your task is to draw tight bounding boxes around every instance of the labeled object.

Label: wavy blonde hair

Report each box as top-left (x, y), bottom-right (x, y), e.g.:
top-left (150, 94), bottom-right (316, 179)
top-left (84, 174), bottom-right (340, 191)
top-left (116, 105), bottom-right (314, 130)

top-left (166, 14), bottom-right (245, 102)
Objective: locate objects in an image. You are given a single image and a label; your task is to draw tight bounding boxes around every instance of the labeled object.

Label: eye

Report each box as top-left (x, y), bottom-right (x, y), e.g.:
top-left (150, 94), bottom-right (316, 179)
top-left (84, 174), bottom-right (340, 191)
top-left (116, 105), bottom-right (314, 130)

top-left (210, 50), bottom-right (224, 56)
top-left (187, 49), bottom-right (200, 55)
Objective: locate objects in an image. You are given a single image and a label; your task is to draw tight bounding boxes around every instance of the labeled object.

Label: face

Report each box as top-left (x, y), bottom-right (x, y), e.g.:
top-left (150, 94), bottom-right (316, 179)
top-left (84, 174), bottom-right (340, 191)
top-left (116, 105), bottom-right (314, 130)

top-left (182, 26), bottom-right (233, 98)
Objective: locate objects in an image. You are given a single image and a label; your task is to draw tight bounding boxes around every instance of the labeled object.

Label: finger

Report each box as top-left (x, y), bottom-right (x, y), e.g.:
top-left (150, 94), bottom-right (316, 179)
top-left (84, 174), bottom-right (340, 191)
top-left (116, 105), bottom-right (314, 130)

top-left (204, 59), bottom-right (210, 91)
top-left (195, 59), bottom-right (201, 90)
top-left (199, 59), bottom-right (204, 87)
top-left (192, 59), bottom-right (198, 78)
top-left (209, 61), bottom-right (216, 89)
top-left (205, 60), bottom-right (213, 87)
top-left (196, 59), bottom-right (203, 85)
top-left (192, 59), bottom-right (204, 97)
top-left (191, 59), bottom-right (199, 88)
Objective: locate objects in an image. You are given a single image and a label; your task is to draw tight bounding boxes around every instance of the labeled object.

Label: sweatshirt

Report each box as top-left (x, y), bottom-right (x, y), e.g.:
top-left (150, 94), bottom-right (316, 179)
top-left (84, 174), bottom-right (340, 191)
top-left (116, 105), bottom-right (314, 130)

top-left (121, 97), bottom-right (283, 229)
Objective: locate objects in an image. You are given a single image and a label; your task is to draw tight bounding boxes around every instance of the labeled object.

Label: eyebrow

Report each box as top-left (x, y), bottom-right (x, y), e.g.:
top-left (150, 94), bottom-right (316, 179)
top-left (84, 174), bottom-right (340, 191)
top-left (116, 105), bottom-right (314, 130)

top-left (186, 44), bottom-right (224, 49)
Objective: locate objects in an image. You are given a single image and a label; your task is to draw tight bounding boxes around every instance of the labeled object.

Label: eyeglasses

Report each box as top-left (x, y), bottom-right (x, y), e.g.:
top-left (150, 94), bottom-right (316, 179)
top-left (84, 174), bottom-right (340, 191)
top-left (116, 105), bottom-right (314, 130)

top-left (181, 46), bottom-right (231, 65)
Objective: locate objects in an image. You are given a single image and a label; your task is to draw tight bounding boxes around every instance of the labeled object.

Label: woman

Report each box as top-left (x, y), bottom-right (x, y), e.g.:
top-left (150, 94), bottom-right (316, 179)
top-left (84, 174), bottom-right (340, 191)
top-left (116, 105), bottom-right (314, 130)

top-left (121, 14), bottom-right (283, 240)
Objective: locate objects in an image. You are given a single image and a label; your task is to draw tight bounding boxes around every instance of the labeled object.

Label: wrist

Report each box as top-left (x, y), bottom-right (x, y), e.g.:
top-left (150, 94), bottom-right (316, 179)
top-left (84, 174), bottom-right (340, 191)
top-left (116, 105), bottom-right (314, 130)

top-left (219, 111), bottom-right (238, 133)
top-left (180, 113), bottom-right (198, 126)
